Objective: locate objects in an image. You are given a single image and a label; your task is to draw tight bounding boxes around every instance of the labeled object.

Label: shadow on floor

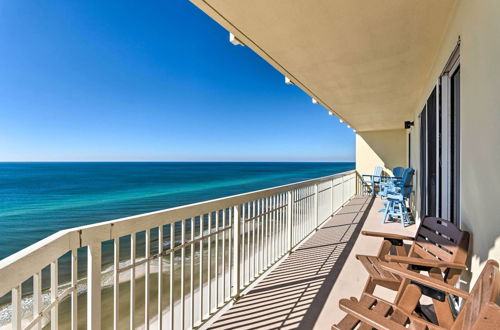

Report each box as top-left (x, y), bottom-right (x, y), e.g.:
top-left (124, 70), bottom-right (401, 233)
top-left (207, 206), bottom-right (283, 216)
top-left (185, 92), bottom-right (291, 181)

top-left (209, 196), bottom-right (375, 330)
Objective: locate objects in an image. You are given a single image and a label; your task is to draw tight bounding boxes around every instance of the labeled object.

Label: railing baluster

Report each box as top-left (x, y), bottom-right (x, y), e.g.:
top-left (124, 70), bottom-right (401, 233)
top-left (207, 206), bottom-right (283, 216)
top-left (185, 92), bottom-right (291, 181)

top-left (180, 219), bottom-right (185, 330)
top-left (257, 200), bottom-right (261, 273)
top-left (304, 188), bottom-right (307, 235)
top-left (314, 184), bottom-right (319, 229)
top-left (198, 215), bottom-right (204, 323)
top-left (130, 234), bottom-right (136, 330)
top-left (88, 244), bottom-right (101, 330)
top-left (269, 197), bottom-right (272, 266)
top-left (244, 204), bottom-right (249, 284)
top-left (190, 217), bottom-right (195, 328)
top-left (34, 271), bottom-right (42, 330)
top-left (342, 175), bottom-right (346, 202)
top-left (157, 225), bottom-right (163, 330)
top-left (287, 191), bottom-right (292, 251)
top-left (145, 229), bottom-right (150, 329)
top-left (12, 285), bottom-right (21, 330)
top-left (279, 194), bottom-right (282, 256)
top-left (241, 204), bottom-right (245, 286)
top-left (299, 189), bottom-right (302, 241)
top-left (113, 244), bottom-right (120, 330)
top-left (265, 197), bottom-right (270, 267)
top-left (272, 195), bottom-right (276, 263)
top-left (279, 194), bottom-right (283, 256)
top-left (169, 224), bottom-right (174, 330)
top-left (246, 203), bottom-right (250, 282)
top-left (297, 189), bottom-right (300, 244)
top-left (207, 213), bottom-right (212, 314)
top-left (232, 204), bottom-right (241, 297)
top-left (331, 178), bottom-right (334, 216)
top-left (252, 200), bottom-right (256, 279)
top-left (71, 249), bottom-right (78, 330)
top-left (278, 194), bottom-right (282, 255)
top-left (222, 210), bottom-right (226, 302)
top-left (262, 198), bottom-right (265, 269)
top-left (228, 208), bottom-right (232, 300)
top-left (214, 211), bottom-right (219, 308)
top-left (51, 259), bottom-right (58, 330)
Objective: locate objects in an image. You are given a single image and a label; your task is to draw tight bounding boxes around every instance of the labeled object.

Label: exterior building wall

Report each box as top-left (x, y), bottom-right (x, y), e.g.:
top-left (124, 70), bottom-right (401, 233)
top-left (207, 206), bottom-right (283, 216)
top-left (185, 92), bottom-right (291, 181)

top-left (409, 0), bottom-right (500, 285)
top-left (355, 129), bottom-right (407, 176)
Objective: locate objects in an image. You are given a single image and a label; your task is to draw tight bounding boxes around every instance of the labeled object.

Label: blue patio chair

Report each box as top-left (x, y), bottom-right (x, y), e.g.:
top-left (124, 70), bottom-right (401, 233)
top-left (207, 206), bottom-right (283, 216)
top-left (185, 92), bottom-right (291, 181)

top-left (392, 167), bottom-right (404, 178)
top-left (381, 168), bottom-right (414, 227)
top-left (361, 166), bottom-right (383, 195)
top-left (379, 166), bottom-right (405, 198)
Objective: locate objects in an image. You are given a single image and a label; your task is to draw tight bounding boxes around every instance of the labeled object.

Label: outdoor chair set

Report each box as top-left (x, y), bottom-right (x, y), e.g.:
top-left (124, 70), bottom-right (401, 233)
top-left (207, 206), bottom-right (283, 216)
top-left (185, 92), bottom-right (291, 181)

top-left (362, 166), bottom-right (415, 227)
top-left (333, 217), bottom-right (500, 329)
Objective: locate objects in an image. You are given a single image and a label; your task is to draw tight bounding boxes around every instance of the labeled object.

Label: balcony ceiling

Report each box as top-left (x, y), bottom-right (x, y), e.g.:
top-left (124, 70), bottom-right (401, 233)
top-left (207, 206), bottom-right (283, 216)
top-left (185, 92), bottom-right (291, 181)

top-left (189, 0), bottom-right (457, 131)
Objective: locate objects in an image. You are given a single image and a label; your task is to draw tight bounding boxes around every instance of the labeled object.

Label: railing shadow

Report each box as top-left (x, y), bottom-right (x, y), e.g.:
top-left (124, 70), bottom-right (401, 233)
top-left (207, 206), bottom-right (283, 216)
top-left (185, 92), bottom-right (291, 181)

top-left (209, 195), bottom-right (374, 329)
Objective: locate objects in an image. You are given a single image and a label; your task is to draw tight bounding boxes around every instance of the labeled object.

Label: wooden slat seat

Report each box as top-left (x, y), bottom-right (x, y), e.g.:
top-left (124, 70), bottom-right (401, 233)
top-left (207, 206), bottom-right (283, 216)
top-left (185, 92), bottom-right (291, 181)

top-left (333, 260), bottom-right (500, 330)
top-left (352, 217), bottom-right (470, 327)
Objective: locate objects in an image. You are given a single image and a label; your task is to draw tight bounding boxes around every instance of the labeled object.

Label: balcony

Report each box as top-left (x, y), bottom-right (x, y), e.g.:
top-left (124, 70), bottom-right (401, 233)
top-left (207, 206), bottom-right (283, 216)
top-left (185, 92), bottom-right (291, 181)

top-left (0, 170), bottom-right (382, 330)
top-left (208, 196), bottom-right (416, 329)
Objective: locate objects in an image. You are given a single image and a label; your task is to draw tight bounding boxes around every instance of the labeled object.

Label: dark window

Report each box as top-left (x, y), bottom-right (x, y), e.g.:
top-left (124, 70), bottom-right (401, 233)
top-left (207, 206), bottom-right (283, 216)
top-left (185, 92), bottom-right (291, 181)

top-left (426, 88), bottom-right (437, 217)
top-left (420, 107), bottom-right (427, 216)
top-left (438, 82), bottom-right (442, 216)
top-left (450, 67), bottom-right (460, 223)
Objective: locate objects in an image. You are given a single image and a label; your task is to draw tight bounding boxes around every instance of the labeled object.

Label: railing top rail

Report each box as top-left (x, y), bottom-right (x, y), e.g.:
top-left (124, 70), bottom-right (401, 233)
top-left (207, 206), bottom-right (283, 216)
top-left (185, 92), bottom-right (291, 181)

top-left (0, 169), bottom-right (355, 296)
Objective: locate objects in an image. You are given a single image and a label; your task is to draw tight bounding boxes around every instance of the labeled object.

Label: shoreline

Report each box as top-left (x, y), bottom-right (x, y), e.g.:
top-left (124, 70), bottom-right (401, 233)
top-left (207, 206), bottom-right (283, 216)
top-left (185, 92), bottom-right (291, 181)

top-left (1, 242), bottom-right (234, 330)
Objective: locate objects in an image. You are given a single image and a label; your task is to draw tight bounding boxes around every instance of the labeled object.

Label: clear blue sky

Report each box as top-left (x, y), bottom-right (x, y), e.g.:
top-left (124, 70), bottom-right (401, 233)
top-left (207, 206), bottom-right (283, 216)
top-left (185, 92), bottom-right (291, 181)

top-left (0, 1), bottom-right (354, 162)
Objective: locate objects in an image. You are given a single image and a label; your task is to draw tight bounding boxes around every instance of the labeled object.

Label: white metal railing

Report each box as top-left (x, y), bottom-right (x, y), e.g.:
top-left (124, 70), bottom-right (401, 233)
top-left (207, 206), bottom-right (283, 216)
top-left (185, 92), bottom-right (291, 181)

top-left (0, 170), bottom-right (359, 330)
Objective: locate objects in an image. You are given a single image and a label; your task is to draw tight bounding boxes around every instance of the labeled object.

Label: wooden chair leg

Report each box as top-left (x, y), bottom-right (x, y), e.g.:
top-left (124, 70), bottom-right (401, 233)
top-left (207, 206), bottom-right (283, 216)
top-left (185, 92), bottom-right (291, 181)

top-left (363, 277), bottom-right (376, 294)
top-left (390, 284), bottom-right (422, 324)
top-left (395, 244), bottom-right (406, 256)
top-left (429, 268), bottom-right (454, 328)
top-left (394, 278), bottom-right (411, 304)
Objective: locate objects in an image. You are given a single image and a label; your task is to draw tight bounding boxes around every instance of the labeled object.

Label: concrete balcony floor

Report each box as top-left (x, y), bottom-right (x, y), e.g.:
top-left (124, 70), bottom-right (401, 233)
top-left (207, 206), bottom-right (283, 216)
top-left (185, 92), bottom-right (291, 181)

top-left (209, 195), bottom-right (417, 329)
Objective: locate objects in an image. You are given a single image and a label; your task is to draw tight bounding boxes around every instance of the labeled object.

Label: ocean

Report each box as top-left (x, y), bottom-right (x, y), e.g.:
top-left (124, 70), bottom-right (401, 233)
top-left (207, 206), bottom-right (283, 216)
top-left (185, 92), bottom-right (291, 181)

top-left (0, 162), bottom-right (354, 260)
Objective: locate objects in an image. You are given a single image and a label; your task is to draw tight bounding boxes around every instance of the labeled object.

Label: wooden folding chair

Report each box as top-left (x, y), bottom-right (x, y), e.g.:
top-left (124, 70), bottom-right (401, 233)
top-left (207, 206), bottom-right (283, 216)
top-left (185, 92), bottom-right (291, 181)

top-left (333, 260), bottom-right (500, 330)
top-left (356, 217), bottom-right (469, 326)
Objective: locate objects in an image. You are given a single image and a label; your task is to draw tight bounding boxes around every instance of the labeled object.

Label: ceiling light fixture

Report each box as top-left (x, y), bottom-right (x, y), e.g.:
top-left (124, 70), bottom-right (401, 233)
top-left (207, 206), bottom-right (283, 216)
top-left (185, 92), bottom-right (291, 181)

top-left (229, 32), bottom-right (244, 46)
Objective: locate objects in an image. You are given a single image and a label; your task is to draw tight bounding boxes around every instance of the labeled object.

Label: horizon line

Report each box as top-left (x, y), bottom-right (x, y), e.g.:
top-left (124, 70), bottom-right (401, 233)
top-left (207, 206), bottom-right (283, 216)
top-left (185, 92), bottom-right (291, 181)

top-left (0, 160), bottom-right (355, 163)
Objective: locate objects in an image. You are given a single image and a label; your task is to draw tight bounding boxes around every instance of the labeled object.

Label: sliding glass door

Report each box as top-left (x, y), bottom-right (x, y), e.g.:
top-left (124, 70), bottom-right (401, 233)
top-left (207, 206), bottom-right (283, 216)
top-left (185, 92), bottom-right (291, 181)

top-left (420, 48), bottom-right (460, 224)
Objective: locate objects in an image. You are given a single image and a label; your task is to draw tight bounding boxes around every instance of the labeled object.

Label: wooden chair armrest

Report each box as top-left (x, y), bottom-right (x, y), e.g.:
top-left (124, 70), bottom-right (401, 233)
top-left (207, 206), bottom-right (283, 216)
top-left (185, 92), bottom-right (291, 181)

top-left (378, 262), bottom-right (469, 299)
top-left (337, 298), bottom-right (407, 330)
top-left (385, 256), bottom-right (467, 270)
top-left (361, 231), bottom-right (414, 241)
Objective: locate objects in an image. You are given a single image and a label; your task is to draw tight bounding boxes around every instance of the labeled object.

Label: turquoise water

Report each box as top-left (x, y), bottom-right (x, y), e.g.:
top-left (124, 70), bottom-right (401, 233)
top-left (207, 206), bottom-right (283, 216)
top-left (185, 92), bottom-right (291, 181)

top-left (0, 162), bottom-right (354, 260)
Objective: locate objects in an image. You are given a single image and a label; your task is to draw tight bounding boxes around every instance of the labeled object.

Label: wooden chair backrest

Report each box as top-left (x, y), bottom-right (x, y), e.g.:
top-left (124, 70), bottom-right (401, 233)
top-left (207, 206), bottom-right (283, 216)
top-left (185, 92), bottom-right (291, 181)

top-left (411, 217), bottom-right (469, 282)
top-left (452, 260), bottom-right (500, 329)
